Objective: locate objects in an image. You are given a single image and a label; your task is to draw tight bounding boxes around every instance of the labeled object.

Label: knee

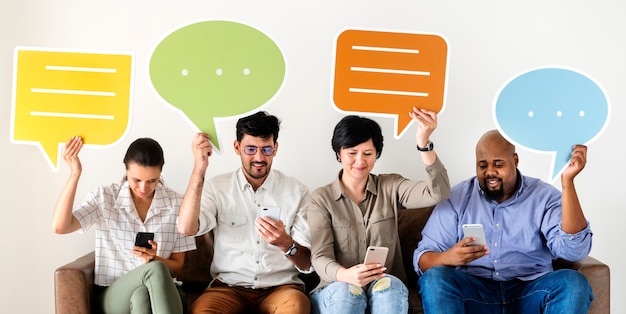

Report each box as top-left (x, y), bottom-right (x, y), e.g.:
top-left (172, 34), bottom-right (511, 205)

top-left (146, 260), bottom-right (170, 274)
top-left (321, 282), bottom-right (366, 300)
top-left (370, 275), bottom-right (408, 296)
top-left (555, 270), bottom-right (592, 295)
top-left (140, 260), bottom-right (173, 282)
top-left (419, 266), bottom-right (452, 288)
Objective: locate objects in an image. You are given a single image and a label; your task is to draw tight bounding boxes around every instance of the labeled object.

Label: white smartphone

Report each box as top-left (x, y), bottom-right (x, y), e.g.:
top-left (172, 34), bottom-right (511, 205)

top-left (462, 224), bottom-right (487, 246)
top-left (364, 246), bottom-right (389, 265)
top-left (260, 206), bottom-right (281, 221)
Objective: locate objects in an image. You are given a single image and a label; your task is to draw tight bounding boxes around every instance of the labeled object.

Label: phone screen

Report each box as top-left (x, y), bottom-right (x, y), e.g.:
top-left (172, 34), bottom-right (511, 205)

top-left (135, 232), bottom-right (155, 249)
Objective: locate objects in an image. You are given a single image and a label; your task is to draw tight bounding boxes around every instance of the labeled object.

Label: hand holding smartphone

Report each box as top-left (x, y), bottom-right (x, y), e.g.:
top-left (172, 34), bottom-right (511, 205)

top-left (462, 224), bottom-right (487, 246)
top-left (135, 232), bottom-right (155, 249)
top-left (363, 246), bottom-right (389, 265)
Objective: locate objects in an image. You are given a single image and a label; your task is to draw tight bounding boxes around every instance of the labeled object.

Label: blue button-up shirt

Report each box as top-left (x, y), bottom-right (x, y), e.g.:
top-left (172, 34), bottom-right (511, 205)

top-left (413, 172), bottom-right (592, 281)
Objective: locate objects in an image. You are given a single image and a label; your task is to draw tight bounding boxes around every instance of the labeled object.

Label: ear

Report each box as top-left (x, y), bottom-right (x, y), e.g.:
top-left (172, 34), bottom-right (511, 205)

top-left (513, 153), bottom-right (519, 167)
top-left (233, 140), bottom-right (241, 156)
top-left (273, 141), bottom-right (279, 156)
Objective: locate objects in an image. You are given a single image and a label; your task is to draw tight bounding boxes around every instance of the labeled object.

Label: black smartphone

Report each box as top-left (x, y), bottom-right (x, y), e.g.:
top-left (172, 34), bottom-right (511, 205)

top-left (135, 232), bottom-right (155, 249)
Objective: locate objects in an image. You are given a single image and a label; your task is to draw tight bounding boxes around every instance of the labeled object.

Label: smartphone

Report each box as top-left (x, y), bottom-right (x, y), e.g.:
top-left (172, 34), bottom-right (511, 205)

top-left (462, 224), bottom-right (487, 246)
top-left (260, 206), bottom-right (281, 221)
top-left (135, 232), bottom-right (155, 249)
top-left (363, 246), bottom-right (389, 265)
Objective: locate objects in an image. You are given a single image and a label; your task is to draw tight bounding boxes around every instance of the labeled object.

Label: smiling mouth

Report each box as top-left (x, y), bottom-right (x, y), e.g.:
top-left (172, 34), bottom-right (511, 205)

top-left (486, 178), bottom-right (501, 189)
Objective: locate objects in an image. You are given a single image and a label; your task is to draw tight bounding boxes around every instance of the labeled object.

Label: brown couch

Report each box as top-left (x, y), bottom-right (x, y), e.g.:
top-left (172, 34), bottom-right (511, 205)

top-left (55, 206), bottom-right (610, 313)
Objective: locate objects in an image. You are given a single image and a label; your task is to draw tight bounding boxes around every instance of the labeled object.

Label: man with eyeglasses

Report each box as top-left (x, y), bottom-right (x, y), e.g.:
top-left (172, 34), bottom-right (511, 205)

top-left (178, 111), bottom-right (312, 313)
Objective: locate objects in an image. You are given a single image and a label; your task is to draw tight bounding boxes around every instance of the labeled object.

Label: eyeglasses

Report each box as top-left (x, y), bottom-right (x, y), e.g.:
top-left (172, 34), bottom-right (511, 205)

top-left (243, 145), bottom-right (275, 156)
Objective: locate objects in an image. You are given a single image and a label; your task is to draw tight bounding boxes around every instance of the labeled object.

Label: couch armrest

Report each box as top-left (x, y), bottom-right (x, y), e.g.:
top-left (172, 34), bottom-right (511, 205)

top-left (54, 251), bottom-right (95, 314)
top-left (553, 256), bottom-right (610, 314)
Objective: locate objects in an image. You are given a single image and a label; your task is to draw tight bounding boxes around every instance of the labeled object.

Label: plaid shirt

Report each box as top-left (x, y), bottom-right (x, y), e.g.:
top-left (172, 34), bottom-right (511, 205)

top-left (74, 180), bottom-right (196, 286)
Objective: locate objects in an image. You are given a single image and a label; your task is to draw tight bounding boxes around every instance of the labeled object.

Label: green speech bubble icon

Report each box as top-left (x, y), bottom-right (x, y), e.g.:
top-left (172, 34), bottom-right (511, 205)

top-left (149, 20), bottom-right (286, 149)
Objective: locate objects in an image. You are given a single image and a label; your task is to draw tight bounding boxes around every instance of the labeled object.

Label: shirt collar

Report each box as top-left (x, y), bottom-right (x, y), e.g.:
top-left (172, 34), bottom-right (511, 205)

top-left (114, 180), bottom-right (173, 216)
top-left (236, 168), bottom-right (275, 192)
top-left (331, 169), bottom-right (378, 201)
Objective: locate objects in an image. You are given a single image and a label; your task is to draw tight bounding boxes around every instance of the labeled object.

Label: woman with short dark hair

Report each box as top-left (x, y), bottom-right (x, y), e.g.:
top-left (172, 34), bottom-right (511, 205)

top-left (308, 108), bottom-right (451, 314)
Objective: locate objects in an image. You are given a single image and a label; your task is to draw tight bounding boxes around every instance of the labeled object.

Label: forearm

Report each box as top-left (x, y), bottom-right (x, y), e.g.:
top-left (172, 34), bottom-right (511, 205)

top-left (418, 251), bottom-right (448, 273)
top-left (52, 173), bottom-right (82, 234)
top-left (286, 243), bottom-right (311, 271)
top-left (419, 150), bottom-right (437, 166)
top-left (561, 180), bottom-right (587, 233)
top-left (178, 168), bottom-right (205, 236)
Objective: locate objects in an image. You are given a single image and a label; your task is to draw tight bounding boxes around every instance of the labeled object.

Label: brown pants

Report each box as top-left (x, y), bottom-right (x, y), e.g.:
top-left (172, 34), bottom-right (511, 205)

top-left (190, 280), bottom-right (310, 314)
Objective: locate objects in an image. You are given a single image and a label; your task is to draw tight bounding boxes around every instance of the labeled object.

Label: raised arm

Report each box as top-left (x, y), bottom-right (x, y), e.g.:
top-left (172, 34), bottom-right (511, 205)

top-left (409, 107), bottom-right (438, 166)
top-left (52, 136), bottom-right (84, 234)
top-left (560, 144), bottom-right (588, 234)
top-left (178, 133), bottom-right (213, 236)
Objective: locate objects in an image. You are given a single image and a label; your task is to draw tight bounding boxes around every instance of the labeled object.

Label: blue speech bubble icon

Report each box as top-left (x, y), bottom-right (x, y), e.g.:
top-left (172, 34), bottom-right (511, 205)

top-left (494, 67), bottom-right (610, 181)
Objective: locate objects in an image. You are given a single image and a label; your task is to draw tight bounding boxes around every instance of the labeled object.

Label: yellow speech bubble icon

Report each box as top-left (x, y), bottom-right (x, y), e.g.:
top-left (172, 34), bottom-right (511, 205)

top-left (11, 47), bottom-right (133, 171)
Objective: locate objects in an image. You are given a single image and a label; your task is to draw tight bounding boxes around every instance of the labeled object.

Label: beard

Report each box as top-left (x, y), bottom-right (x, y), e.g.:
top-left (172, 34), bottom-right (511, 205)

top-left (244, 161), bottom-right (269, 179)
top-left (483, 178), bottom-right (504, 201)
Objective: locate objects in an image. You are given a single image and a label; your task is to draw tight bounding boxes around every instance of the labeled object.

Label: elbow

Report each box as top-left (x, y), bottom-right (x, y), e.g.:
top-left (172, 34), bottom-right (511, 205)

top-left (52, 224), bottom-right (69, 234)
top-left (177, 223), bottom-right (197, 237)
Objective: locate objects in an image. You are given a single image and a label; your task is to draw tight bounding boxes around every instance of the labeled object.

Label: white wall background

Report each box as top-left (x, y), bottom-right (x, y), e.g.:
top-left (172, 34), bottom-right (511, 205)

top-left (1, 1), bottom-right (624, 312)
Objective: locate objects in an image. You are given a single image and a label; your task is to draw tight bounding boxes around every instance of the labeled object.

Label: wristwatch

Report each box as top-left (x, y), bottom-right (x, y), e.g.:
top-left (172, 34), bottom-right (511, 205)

top-left (416, 141), bottom-right (434, 152)
top-left (284, 242), bottom-right (298, 256)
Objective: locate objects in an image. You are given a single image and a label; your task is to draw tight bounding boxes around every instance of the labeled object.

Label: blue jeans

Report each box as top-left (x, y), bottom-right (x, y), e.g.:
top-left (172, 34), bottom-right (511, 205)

top-left (310, 274), bottom-right (409, 314)
top-left (419, 266), bottom-right (593, 314)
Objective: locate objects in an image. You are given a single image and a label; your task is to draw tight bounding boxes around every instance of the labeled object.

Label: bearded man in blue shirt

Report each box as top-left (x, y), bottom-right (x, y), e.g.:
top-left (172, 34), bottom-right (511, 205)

top-left (414, 129), bottom-right (593, 314)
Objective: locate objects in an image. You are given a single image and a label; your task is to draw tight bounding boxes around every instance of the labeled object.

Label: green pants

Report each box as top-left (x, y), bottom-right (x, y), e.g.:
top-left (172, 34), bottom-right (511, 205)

top-left (96, 261), bottom-right (183, 314)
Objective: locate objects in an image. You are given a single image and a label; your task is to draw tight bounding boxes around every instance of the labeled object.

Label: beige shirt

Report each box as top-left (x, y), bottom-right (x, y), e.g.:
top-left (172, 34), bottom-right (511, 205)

top-left (307, 157), bottom-right (450, 292)
top-left (197, 169), bottom-right (310, 289)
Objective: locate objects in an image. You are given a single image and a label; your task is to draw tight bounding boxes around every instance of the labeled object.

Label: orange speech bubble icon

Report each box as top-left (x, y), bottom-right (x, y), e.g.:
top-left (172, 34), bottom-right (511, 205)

top-left (11, 48), bottom-right (133, 171)
top-left (333, 29), bottom-right (448, 138)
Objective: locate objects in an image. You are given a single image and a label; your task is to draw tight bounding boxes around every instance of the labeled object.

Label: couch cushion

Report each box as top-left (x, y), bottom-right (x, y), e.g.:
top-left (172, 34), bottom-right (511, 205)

top-left (397, 206), bottom-right (435, 289)
top-left (178, 232), bottom-right (214, 290)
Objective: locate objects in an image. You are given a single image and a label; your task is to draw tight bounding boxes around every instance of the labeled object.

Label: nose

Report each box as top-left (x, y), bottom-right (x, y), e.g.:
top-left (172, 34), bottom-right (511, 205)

top-left (355, 152), bottom-right (367, 163)
top-left (138, 182), bottom-right (147, 193)
top-left (485, 164), bottom-right (497, 176)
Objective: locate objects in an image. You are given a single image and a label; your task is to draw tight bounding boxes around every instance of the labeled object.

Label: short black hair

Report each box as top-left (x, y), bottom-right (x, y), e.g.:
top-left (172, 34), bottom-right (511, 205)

top-left (236, 111), bottom-right (280, 143)
top-left (331, 115), bottom-right (384, 159)
top-left (123, 138), bottom-right (164, 170)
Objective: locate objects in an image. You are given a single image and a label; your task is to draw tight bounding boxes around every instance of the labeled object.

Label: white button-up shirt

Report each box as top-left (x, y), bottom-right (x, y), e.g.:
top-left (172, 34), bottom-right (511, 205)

top-left (197, 169), bottom-right (310, 289)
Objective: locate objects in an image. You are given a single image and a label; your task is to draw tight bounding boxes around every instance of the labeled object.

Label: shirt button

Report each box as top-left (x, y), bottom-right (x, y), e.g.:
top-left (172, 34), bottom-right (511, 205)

top-left (494, 260), bottom-right (498, 263)
top-left (494, 243), bottom-right (498, 247)
top-left (495, 272), bottom-right (500, 276)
